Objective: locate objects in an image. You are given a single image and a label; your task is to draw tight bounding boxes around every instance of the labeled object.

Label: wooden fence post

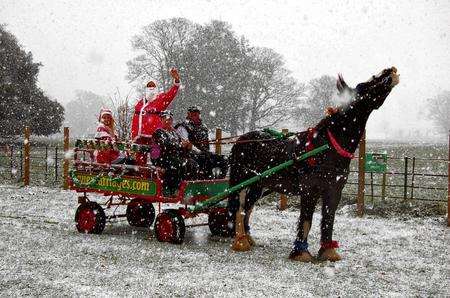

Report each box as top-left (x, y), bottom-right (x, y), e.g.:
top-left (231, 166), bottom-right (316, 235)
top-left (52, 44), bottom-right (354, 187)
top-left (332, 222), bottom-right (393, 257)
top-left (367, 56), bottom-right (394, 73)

top-left (279, 128), bottom-right (289, 210)
top-left (215, 128), bottom-right (222, 155)
top-left (23, 126), bottom-right (30, 186)
top-left (44, 145), bottom-right (48, 180)
top-left (410, 157), bottom-right (416, 199)
top-left (357, 130), bottom-right (366, 217)
top-left (54, 147), bottom-right (58, 182)
top-left (63, 127), bottom-right (69, 190)
top-left (403, 157), bottom-right (408, 200)
top-left (370, 172), bottom-right (374, 205)
top-left (447, 130), bottom-right (449, 227)
top-left (9, 146), bottom-right (14, 179)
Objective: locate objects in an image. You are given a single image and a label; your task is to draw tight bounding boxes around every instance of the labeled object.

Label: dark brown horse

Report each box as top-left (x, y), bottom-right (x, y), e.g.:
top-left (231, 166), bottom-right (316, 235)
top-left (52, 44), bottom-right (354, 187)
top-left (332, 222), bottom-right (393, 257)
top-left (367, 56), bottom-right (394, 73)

top-left (227, 67), bottom-right (400, 262)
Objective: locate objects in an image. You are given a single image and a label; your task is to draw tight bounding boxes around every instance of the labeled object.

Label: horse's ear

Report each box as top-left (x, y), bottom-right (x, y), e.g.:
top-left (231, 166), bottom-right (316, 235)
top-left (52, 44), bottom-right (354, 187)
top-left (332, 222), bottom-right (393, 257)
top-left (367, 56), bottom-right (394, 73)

top-left (336, 73), bottom-right (349, 94)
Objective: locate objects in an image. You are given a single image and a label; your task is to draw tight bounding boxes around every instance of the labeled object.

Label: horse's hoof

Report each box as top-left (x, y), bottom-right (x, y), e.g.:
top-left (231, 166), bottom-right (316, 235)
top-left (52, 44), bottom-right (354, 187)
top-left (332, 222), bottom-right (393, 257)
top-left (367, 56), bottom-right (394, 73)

top-left (231, 235), bottom-right (252, 252)
top-left (289, 250), bottom-right (314, 262)
top-left (317, 248), bottom-right (342, 262)
top-left (246, 234), bottom-right (256, 246)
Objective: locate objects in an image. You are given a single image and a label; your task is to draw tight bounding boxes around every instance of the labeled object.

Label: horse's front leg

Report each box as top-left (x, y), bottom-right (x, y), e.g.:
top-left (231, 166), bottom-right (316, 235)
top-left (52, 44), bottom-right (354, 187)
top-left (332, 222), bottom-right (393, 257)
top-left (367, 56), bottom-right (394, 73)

top-left (231, 190), bottom-right (252, 251)
top-left (318, 186), bottom-right (343, 262)
top-left (289, 191), bottom-right (319, 262)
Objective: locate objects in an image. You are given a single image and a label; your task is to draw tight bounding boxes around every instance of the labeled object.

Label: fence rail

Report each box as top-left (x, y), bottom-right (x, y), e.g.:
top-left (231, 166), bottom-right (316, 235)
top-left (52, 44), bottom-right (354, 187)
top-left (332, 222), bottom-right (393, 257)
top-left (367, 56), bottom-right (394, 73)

top-left (342, 157), bottom-right (448, 202)
top-left (0, 127), bottom-right (449, 223)
top-left (0, 144), bottom-right (65, 186)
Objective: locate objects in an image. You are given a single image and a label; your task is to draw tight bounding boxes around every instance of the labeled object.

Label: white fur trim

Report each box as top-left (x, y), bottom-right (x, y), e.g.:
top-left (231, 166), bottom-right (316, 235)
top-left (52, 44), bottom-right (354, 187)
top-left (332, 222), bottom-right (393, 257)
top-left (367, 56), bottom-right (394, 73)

top-left (137, 98), bottom-right (150, 138)
top-left (95, 131), bottom-right (111, 139)
top-left (99, 108), bottom-right (113, 121)
top-left (132, 133), bottom-right (152, 143)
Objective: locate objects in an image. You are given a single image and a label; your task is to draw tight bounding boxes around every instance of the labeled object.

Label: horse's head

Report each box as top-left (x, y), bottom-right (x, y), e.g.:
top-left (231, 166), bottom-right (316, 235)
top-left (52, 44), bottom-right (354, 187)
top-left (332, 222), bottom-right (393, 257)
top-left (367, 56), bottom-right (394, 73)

top-left (319, 67), bottom-right (399, 154)
top-left (338, 67), bottom-right (399, 110)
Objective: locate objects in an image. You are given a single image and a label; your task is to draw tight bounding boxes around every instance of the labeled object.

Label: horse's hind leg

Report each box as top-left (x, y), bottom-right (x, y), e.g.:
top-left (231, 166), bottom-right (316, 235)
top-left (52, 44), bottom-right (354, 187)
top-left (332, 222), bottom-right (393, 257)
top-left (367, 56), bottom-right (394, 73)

top-left (289, 192), bottom-right (318, 262)
top-left (243, 186), bottom-right (262, 246)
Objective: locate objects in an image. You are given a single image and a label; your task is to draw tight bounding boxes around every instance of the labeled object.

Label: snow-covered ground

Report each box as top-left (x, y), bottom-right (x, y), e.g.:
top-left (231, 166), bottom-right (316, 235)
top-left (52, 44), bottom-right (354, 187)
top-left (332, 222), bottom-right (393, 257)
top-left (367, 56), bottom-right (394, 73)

top-left (0, 185), bottom-right (448, 297)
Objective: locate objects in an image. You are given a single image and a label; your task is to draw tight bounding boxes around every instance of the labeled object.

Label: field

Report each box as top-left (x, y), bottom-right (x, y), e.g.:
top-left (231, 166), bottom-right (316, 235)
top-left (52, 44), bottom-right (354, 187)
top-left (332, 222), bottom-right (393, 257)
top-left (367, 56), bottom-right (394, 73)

top-left (0, 185), bottom-right (448, 296)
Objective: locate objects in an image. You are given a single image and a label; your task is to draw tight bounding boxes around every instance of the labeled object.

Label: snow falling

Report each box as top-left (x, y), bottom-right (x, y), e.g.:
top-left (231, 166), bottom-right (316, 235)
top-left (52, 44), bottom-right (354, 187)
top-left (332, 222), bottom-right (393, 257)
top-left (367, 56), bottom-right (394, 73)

top-left (0, 1), bottom-right (449, 297)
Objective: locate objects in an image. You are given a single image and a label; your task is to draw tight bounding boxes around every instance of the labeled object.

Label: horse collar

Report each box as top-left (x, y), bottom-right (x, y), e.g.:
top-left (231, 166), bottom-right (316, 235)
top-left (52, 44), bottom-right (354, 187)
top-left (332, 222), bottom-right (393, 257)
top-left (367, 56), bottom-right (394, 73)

top-left (326, 129), bottom-right (354, 159)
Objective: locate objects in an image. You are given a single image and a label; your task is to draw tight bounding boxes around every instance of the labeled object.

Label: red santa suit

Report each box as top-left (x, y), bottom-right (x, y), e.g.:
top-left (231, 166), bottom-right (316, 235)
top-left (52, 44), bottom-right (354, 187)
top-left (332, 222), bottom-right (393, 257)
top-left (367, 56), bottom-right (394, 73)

top-left (131, 80), bottom-right (180, 143)
top-left (95, 109), bottom-right (120, 164)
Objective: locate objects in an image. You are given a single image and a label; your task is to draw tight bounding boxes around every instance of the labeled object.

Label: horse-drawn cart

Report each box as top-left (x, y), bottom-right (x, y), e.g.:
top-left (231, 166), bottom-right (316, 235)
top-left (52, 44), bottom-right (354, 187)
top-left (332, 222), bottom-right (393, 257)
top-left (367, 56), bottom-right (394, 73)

top-left (68, 139), bottom-right (232, 244)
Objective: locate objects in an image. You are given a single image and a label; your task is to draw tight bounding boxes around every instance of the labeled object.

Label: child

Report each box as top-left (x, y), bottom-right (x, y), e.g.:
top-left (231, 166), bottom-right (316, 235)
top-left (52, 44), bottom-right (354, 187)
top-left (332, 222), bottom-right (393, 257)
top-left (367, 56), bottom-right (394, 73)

top-left (95, 108), bottom-right (120, 164)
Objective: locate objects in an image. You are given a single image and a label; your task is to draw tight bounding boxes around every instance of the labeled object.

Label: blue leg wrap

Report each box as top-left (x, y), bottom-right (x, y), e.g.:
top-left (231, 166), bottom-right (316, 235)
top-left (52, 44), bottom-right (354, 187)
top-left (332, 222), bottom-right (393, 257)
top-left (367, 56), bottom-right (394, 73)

top-left (292, 240), bottom-right (309, 253)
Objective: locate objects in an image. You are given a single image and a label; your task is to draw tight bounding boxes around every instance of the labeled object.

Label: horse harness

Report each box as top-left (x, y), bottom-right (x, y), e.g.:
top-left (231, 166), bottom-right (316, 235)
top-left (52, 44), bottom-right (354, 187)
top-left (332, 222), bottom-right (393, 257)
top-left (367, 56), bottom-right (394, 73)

top-left (289, 127), bottom-right (354, 174)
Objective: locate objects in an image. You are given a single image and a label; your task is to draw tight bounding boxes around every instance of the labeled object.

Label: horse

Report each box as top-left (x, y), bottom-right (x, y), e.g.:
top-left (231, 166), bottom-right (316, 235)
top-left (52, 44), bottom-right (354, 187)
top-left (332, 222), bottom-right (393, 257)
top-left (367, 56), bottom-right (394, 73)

top-left (227, 67), bottom-right (400, 262)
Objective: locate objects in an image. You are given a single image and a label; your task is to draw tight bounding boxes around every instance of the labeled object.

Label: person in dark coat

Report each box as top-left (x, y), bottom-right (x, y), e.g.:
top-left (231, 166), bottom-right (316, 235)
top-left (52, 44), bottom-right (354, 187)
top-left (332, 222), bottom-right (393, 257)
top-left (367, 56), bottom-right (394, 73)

top-left (152, 110), bottom-right (198, 193)
top-left (175, 106), bottom-right (209, 152)
top-left (175, 106), bottom-right (228, 179)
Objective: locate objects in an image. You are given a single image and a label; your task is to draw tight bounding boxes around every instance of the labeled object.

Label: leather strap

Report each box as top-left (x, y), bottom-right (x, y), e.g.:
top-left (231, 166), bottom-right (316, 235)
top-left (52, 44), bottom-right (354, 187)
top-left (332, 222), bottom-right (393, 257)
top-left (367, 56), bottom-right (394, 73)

top-left (327, 129), bottom-right (354, 159)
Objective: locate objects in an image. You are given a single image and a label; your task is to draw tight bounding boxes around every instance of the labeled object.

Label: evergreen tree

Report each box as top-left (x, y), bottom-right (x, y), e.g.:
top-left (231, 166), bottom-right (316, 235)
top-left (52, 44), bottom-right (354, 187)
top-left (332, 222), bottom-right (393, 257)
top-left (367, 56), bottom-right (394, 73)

top-left (0, 24), bottom-right (64, 137)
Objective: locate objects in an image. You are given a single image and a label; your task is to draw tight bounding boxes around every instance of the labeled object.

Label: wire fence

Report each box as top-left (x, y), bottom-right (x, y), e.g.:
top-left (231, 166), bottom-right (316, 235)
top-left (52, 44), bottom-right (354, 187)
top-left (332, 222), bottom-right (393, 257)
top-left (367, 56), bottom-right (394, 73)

top-left (343, 155), bottom-right (448, 203)
top-left (0, 144), bottom-right (65, 187)
top-left (219, 141), bottom-right (449, 203)
top-left (1, 140), bottom-right (448, 203)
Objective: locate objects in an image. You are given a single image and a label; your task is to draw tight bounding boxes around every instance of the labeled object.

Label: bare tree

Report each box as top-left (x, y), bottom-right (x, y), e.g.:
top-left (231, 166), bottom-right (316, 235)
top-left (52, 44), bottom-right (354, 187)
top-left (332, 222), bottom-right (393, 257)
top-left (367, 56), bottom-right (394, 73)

top-left (243, 47), bottom-right (304, 131)
top-left (64, 90), bottom-right (105, 138)
top-left (292, 75), bottom-right (337, 128)
top-left (127, 18), bottom-right (195, 95)
top-left (427, 91), bottom-right (450, 135)
top-left (108, 88), bottom-right (134, 140)
top-left (182, 21), bottom-right (249, 135)
top-left (127, 18), bottom-right (303, 136)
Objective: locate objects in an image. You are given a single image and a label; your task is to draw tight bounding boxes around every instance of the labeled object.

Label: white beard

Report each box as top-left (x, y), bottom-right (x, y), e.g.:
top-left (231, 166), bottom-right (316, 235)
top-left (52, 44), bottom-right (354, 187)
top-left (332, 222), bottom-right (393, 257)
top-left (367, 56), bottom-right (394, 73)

top-left (144, 88), bottom-right (157, 102)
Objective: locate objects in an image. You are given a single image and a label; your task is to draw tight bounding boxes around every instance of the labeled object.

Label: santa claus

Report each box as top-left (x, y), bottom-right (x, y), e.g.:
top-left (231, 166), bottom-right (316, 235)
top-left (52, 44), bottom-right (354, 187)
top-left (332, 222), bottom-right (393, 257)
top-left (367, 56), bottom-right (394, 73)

top-left (130, 68), bottom-right (181, 166)
top-left (131, 68), bottom-right (181, 143)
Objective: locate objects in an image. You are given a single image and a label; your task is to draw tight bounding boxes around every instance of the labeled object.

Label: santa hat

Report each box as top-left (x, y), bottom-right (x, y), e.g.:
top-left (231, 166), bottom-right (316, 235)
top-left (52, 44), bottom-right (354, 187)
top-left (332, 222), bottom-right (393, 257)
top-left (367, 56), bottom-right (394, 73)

top-left (98, 108), bottom-right (112, 121)
top-left (146, 81), bottom-right (156, 88)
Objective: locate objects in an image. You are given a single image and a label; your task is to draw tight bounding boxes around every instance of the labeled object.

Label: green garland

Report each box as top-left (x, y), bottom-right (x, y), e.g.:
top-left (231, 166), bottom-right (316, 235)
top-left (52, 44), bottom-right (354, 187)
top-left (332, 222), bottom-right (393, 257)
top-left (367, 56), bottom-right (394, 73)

top-left (74, 139), bottom-right (151, 153)
top-left (262, 128), bottom-right (295, 140)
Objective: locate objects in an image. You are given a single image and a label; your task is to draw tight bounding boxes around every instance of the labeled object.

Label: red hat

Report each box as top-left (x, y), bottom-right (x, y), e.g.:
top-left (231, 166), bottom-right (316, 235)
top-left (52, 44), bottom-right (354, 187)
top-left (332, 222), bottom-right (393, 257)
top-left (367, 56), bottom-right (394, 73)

top-left (146, 81), bottom-right (156, 88)
top-left (98, 108), bottom-right (112, 121)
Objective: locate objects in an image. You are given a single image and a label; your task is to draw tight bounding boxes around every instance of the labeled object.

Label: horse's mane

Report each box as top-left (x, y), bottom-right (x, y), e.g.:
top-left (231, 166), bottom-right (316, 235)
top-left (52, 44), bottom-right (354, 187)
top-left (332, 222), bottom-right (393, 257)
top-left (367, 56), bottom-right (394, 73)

top-left (314, 106), bottom-right (344, 132)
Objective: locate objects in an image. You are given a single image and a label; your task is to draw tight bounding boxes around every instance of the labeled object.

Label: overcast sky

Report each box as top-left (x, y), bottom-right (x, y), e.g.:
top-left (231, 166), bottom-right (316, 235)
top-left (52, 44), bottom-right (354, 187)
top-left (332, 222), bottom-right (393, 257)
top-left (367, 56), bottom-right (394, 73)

top-left (1, 0), bottom-right (449, 139)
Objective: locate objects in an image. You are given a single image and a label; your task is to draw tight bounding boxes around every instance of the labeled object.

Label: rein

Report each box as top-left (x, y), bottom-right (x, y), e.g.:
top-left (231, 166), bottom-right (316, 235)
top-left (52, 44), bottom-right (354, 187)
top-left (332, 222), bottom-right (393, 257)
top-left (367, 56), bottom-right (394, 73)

top-left (206, 137), bottom-right (279, 145)
top-left (199, 128), bottom-right (355, 160)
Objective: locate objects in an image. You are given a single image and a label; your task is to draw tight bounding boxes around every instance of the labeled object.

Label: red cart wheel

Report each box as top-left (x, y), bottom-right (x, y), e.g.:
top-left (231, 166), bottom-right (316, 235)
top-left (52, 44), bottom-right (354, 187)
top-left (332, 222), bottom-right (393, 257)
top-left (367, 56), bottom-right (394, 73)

top-left (208, 208), bottom-right (233, 237)
top-left (75, 202), bottom-right (106, 234)
top-left (126, 199), bottom-right (155, 227)
top-left (154, 210), bottom-right (185, 244)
